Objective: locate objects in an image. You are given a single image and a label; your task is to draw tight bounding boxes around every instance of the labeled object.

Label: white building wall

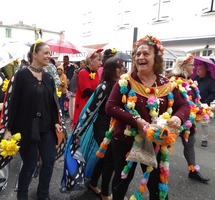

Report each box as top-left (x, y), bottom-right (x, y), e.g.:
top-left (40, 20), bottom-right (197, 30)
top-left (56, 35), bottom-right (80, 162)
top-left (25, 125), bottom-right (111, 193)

top-left (79, 0), bottom-right (215, 53)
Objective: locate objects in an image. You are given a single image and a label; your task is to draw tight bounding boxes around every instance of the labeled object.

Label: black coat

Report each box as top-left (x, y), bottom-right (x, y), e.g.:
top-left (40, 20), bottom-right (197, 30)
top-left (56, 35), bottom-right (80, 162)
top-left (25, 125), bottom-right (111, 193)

top-left (193, 72), bottom-right (215, 105)
top-left (6, 68), bottom-right (58, 152)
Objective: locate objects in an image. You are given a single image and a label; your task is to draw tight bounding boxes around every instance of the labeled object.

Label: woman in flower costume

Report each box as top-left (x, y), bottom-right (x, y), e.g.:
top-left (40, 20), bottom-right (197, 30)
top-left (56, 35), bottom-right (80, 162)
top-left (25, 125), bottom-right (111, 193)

top-left (170, 54), bottom-right (211, 183)
top-left (72, 49), bottom-right (103, 129)
top-left (105, 35), bottom-right (190, 200)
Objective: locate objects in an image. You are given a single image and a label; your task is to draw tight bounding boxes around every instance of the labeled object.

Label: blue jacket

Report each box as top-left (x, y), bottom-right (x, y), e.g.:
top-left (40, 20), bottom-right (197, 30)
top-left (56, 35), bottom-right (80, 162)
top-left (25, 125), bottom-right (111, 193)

top-left (193, 72), bottom-right (215, 105)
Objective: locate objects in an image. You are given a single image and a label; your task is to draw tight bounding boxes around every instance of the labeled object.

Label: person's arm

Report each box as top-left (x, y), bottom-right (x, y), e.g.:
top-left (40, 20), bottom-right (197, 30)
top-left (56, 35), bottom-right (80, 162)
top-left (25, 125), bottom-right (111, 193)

top-left (78, 69), bottom-right (95, 97)
top-left (106, 81), bottom-right (140, 128)
top-left (171, 87), bottom-right (190, 124)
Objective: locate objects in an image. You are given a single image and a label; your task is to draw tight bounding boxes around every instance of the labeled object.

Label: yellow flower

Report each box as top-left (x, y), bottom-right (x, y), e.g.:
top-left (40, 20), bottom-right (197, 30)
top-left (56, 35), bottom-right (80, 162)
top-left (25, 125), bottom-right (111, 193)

top-left (10, 61), bottom-right (14, 65)
top-left (56, 88), bottom-right (62, 98)
top-left (118, 78), bottom-right (128, 87)
top-left (145, 88), bottom-right (150, 93)
top-left (124, 128), bottom-right (131, 136)
top-left (120, 73), bottom-right (130, 81)
top-left (11, 133), bottom-right (21, 141)
top-left (34, 38), bottom-right (43, 45)
top-left (0, 133), bottom-right (21, 157)
top-left (89, 72), bottom-right (96, 80)
top-left (162, 112), bottom-right (171, 119)
top-left (2, 79), bottom-right (9, 92)
top-left (149, 108), bottom-right (158, 117)
top-left (111, 48), bottom-right (117, 54)
top-left (127, 101), bottom-right (135, 109)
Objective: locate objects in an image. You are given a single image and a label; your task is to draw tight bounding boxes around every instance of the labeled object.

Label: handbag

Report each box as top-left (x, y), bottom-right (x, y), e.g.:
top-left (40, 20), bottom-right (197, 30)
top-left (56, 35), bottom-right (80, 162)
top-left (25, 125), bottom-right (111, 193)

top-left (126, 133), bottom-right (158, 168)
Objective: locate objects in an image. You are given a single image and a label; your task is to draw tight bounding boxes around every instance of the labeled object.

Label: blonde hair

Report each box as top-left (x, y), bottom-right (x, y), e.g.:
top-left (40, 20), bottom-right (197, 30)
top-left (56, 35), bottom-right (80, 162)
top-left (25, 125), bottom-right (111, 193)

top-left (172, 54), bottom-right (194, 76)
top-left (86, 49), bottom-right (103, 65)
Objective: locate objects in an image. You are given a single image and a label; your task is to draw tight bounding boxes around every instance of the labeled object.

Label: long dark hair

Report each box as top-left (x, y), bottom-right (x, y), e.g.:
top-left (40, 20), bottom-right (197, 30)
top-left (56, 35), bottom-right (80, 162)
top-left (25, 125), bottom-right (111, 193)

top-left (27, 42), bottom-right (47, 64)
top-left (100, 57), bottom-right (122, 91)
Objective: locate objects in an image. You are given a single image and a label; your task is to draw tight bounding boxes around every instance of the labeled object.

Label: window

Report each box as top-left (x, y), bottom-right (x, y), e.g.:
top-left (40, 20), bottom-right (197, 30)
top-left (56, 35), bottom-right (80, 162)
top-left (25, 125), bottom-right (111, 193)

top-left (82, 12), bottom-right (92, 37)
top-left (5, 28), bottom-right (12, 38)
top-left (116, 0), bottom-right (131, 30)
top-left (192, 51), bottom-right (200, 56)
top-left (202, 0), bottom-right (215, 14)
top-left (165, 60), bottom-right (173, 69)
top-left (203, 50), bottom-right (213, 56)
top-left (152, 0), bottom-right (171, 23)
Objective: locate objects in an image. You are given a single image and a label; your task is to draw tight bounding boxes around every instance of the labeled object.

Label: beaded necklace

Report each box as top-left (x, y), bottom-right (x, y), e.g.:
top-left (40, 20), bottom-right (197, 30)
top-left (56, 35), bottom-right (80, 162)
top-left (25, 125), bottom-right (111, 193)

top-left (28, 65), bottom-right (43, 73)
top-left (97, 73), bottom-right (177, 200)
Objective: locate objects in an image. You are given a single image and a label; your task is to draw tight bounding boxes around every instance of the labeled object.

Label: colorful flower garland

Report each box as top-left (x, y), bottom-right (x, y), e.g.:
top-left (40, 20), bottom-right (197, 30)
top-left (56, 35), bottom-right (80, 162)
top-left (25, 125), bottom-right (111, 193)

top-left (171, 76), bottom-right (214, 142)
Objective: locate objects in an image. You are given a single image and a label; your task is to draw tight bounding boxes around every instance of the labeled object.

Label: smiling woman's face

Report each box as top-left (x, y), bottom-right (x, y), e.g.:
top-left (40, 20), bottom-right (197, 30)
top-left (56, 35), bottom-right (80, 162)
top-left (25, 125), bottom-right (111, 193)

top-left (134, 44), bottom-right (155, 74)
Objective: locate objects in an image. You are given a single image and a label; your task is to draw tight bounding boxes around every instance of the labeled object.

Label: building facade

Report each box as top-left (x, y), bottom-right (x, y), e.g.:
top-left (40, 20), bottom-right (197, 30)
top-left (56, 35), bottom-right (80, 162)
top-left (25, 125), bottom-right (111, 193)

top-left (79, 0), bottom-right (215, 67)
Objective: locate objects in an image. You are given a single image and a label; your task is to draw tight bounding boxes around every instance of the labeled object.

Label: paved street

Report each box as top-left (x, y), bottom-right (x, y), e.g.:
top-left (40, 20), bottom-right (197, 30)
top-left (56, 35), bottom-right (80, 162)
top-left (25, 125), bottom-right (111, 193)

top-left (1, 119), bottom-right (215, 200)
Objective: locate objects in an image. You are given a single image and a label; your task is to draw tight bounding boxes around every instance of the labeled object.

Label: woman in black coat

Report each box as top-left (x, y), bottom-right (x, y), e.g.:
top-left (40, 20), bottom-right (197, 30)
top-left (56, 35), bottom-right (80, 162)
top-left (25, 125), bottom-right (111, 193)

top-left (3, 40), bottom-right (62, 200)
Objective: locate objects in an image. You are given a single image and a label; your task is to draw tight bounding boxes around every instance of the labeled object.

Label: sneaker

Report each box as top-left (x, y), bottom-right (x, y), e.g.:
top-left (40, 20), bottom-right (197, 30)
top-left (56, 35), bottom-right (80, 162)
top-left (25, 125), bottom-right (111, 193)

top-left (201, 140), bottom-right (207, 147)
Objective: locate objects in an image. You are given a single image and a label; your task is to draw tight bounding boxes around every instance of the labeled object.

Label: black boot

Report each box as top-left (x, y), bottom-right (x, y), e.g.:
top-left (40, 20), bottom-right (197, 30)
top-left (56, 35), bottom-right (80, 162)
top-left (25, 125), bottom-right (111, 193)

top-left (188, 171), bottom-right (210, 183)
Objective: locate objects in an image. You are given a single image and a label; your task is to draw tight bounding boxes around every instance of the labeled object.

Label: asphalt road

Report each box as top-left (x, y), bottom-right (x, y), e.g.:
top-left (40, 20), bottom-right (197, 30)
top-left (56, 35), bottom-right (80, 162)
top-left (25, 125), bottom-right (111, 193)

top-left (1, 119), bottom-right (215, 200)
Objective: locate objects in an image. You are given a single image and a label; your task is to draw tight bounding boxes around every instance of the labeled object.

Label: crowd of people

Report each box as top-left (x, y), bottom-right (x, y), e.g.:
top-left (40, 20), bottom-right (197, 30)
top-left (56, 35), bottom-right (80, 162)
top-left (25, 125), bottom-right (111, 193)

top-left (0, 36), bottom-right (214, 200)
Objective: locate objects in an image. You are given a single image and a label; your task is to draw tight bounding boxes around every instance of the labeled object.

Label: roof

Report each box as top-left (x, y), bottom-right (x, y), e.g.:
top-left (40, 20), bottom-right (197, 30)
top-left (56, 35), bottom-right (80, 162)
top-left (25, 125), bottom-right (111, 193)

top-left (162, 35), bottom-right (215, 45)
top-left (83, 43), bottom-right (108, 49)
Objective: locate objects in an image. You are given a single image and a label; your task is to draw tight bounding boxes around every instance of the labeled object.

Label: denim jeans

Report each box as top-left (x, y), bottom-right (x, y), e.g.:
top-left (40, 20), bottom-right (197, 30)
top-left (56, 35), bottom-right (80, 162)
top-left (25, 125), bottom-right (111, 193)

top-left (59, 93), bottom-right (66, 118)
top-left (17, 130), bottom-right (56, 200)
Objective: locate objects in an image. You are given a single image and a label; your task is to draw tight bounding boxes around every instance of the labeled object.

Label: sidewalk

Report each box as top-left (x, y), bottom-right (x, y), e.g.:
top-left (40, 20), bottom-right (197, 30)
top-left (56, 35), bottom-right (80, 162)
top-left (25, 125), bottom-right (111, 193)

top-left (1, 119), bottom-right (215, 199)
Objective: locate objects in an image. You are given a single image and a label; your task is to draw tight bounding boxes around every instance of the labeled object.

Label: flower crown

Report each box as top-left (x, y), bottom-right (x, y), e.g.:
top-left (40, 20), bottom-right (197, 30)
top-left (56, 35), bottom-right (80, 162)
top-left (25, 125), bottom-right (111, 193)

top-left (183, 54), bottom-right (194, 65)
top-left (133, 35), bottom-right (164, 55)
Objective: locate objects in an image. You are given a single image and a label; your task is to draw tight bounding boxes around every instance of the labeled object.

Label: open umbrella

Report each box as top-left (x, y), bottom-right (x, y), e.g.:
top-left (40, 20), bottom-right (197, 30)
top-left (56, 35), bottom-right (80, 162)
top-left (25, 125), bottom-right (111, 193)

top-left (0, 43), bottom-right (19, 68)
top-left (45, 39), bottom-right (81, 54)
top-left (117, 51), bottom-right (132, 62)
top-left (190, 56), bottom-right (215, 79)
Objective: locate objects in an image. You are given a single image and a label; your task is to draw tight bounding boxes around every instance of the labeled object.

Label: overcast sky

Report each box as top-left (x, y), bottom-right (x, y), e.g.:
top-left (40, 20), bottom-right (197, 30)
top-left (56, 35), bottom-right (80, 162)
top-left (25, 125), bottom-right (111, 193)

top-left (0, 0), bottom-right (83, 40)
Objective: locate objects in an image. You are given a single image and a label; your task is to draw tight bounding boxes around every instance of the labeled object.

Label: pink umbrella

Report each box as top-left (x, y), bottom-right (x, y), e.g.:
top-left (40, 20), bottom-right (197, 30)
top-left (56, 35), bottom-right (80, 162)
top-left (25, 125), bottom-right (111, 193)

top-left (45, 39), bottom-right (81, 54)
top-left (190, 56), bottom-right (215, 80)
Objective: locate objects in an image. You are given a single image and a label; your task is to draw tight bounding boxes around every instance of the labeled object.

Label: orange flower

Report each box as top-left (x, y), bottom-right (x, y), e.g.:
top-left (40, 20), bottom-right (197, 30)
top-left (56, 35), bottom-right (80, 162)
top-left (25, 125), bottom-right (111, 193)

top-left (96, 151), bottom-right (104, 158)
top-left (195, 114), bottom-right (201, 121)
top-left (100, 142), bottom-right (108, 150)
top-left (125, 151), bottom-right (130, 158)
top-left (110, 119), bottom-right (116, 126)
top-left (160, 174), bottom-right (168, 183)
top-left (146, 129), bottom-right (155, 140)
top-left (122, 94), bottom-right (126, 103)
top-left (168, 100), bottom-right (174, 107)
top-left (183, 133), bottom-right (189, 139)
top-left (127, 96), bottom-right (137, 103)
top-left (188, 165), bottom-right (195, 172)
top-left (139, 185), bottom-right (146, 193)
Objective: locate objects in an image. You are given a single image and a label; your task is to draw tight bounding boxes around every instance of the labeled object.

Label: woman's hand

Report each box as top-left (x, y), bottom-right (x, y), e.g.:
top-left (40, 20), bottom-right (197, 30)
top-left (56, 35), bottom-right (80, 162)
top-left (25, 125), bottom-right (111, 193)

top-left (136, 118), bottom-right (149, 133)
top-left (55, 123), bottom-right (63, 133)
top-left (168, 116), bottom-right (181, 129)
top-left (4, 130), bottom-right (12, 139)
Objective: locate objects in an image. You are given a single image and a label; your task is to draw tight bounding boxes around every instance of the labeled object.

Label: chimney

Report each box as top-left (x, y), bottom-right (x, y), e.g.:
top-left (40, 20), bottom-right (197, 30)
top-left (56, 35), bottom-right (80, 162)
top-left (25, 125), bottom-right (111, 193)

top-left (19, 21), bottom-right (23, 25)
top-left (60, 31), bottom-right (65, 40)
top-left (0, 21), bottom-right (2, 25)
